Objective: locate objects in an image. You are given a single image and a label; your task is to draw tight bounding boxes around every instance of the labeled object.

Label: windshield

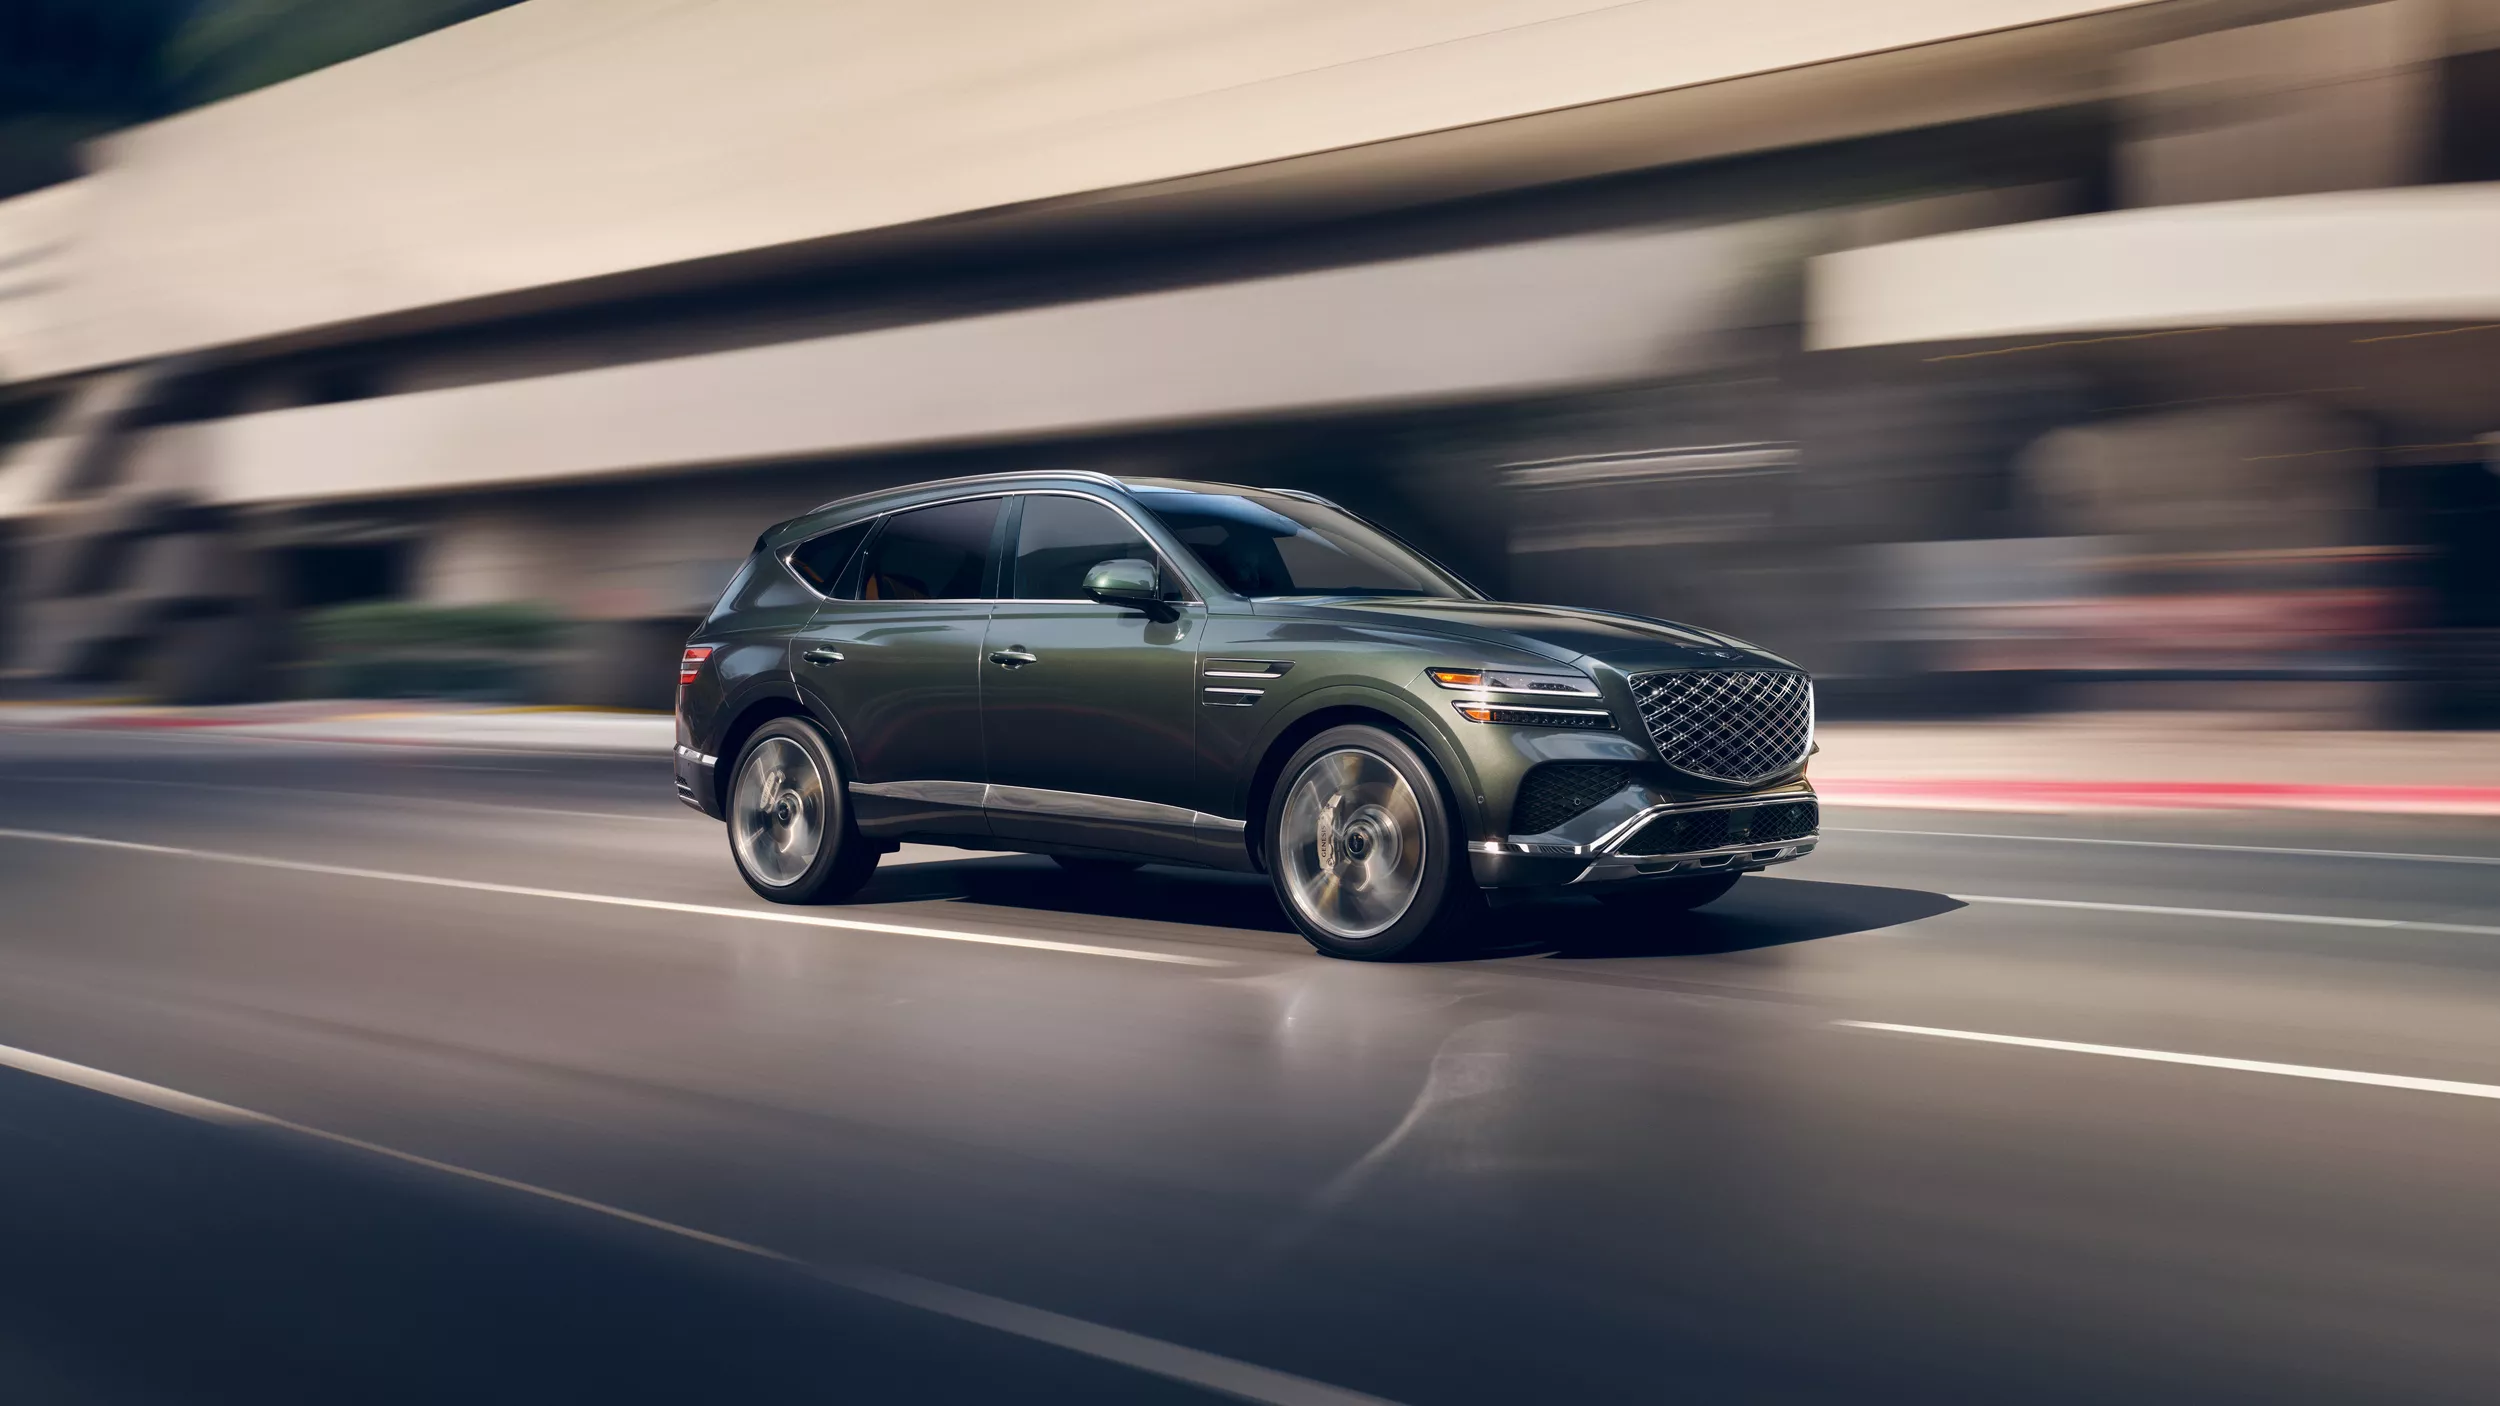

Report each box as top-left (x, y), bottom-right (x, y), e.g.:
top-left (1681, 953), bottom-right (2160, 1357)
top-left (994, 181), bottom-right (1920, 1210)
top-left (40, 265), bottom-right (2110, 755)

top-left (1136, 489), bottom-right (1478, 600)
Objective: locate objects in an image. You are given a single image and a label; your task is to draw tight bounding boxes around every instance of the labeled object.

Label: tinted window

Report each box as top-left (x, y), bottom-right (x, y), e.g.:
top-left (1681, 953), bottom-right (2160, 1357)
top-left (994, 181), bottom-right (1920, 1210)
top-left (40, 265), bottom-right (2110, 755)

top-left (788, 519), bottom-right (873, 595)
top-left (1137, 490), bottom-right (1474, 599)
top-left (854, 498), bottom-right (1000, 601)
top-left (1011, 495), bottom-right (1169, 600)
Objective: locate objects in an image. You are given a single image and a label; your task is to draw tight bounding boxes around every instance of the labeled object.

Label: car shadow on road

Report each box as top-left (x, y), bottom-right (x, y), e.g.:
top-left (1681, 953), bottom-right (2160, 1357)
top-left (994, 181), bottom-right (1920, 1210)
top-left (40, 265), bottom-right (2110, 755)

top-left (1495, 877), bottom-right (1967, 960)
top-left (857, 855), bottom-right (1304, 933)
top-left (855, 857), bottom-right (1962, 958)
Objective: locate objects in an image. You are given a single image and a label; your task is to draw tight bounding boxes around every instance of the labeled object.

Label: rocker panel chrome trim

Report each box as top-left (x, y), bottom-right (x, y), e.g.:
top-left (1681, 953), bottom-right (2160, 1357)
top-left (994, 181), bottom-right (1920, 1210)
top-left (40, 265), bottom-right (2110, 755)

top-left (851, 780), bottom-right (1246, 833)
top-left (849, 779), bottom-right (988, 808)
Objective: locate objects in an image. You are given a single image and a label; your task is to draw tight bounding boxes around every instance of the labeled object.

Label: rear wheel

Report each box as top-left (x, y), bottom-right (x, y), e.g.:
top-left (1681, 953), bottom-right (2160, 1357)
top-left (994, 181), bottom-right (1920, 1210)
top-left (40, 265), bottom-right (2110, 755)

top-left (727, 717), bottom-right (879, 903)
top-left (1266, 724), bottom-right (1481, 960)
top-left (1595, 872), bottom-right (1740, 914)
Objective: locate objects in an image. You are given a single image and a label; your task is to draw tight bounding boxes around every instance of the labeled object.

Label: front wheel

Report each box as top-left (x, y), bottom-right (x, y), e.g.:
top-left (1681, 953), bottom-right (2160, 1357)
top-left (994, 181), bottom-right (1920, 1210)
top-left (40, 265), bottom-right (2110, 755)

top-left (1266, 724), bottom-right (1481, 960)
top-left (727, 717), bottom-right (880, 903)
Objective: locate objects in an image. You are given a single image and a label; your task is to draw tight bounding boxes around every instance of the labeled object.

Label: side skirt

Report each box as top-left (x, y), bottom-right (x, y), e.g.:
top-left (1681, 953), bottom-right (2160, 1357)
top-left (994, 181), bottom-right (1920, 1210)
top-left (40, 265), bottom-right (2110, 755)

top-left (850, 781), bottom-right (1256, 873)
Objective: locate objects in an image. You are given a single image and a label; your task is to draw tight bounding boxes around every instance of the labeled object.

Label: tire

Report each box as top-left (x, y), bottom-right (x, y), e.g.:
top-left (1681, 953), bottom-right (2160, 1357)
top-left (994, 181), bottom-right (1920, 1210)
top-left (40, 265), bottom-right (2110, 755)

top-left (1051, 855), bottom-right (1143, 881)
top-left (1595, 872), bottom-right (1740, 914)
top-left (726, 717), bottom-right (880, 903)
top-left (1264, 724), bottom-right (1483, 960)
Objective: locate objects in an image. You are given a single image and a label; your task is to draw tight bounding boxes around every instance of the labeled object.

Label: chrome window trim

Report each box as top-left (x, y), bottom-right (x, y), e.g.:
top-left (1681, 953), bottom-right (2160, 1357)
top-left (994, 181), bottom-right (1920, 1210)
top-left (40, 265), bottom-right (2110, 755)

top-left (775, 512), bottom-right (880, 601)
top-left (805, 470), bottom-right (1128, 517)
top-left (849, 780), bottom-right (1245, 833)
top-left (779, 492), bottom-right (1010, 604)
top-left (780, 489), bottom-right (1205, 607)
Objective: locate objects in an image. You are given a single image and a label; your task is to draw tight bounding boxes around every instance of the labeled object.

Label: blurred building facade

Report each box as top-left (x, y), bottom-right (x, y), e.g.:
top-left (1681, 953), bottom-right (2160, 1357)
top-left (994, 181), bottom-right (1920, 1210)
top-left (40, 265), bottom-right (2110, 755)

top-left (1, 0), bottom-right (2496, 715)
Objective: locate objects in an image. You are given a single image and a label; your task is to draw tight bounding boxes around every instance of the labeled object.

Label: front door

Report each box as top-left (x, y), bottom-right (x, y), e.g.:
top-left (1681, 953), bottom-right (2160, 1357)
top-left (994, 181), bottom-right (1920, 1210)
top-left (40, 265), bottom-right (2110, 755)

top-left (792, 496), bottom-right (1003, 833)
top-left (982, 494), bottom-right (1200, 845)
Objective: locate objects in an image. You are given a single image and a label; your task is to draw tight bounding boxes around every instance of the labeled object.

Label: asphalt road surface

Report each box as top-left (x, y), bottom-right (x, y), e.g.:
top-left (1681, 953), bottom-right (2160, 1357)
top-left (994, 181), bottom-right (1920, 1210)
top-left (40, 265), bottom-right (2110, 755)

top-left (1, 724), bottom-right (2495, 1404)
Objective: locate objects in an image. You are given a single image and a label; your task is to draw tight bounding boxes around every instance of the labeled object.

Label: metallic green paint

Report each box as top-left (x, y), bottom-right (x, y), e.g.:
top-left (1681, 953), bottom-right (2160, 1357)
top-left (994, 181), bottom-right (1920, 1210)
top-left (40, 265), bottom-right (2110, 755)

top-left (676, 471), bottom-right (1816, 896)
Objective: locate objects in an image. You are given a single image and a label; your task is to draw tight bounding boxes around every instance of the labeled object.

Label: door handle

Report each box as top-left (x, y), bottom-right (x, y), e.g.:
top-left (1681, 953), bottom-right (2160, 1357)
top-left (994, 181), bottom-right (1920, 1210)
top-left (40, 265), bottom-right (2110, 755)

top-left (988, 647), bottom-right (1038, 668)
top-left (801, 647), bottom-right (844, 666)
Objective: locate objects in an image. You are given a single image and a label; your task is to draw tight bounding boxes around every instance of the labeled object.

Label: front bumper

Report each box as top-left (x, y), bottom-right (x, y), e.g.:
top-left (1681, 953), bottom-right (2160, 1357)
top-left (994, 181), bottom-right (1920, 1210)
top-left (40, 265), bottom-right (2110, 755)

top-left (1467, 786), bottom-right (1817, 889)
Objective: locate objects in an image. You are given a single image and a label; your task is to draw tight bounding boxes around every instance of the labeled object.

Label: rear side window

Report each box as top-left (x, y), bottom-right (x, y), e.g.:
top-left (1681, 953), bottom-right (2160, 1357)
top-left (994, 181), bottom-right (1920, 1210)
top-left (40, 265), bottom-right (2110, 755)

top-left (787, 518), bottom-right (873, 595)
top-left (853, 498), bottom-right (1001, 601)
top-left (1011, 495), bottom-right (1167, 600)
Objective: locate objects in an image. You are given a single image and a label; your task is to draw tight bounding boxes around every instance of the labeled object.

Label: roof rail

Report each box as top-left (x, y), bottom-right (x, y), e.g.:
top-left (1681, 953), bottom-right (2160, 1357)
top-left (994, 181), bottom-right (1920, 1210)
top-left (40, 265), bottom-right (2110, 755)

top-left (804, 468), bottom-right (1127, 516)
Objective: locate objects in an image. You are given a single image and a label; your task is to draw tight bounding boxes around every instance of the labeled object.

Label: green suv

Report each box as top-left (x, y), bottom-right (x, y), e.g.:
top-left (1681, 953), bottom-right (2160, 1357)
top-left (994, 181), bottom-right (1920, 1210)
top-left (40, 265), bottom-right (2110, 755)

top-left (674, 471), bottom-right (1817, 958)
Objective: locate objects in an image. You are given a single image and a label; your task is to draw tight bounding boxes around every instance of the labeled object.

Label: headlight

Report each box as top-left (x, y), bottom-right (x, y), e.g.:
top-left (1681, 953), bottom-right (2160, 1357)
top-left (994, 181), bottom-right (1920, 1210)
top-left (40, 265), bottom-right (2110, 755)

top-left (1429, 666), bottom-right (1613, 727)
top-left (1425, 666), bottom-right (1600, 698)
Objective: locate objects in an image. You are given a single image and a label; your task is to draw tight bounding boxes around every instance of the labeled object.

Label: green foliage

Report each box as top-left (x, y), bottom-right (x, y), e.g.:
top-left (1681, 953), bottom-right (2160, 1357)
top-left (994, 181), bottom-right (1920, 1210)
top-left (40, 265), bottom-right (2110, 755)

top-left (296, 601), bottom-right (563, 697)
top-left (300, 600), bottom-right (564, 655)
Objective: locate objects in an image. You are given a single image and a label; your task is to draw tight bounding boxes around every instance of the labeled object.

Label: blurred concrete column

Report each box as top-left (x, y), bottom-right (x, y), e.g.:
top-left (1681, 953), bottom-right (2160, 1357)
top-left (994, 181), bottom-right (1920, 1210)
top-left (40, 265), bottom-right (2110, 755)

top-left (2117, 1), bottom-right (2440, 206)
top-left (2015, 402), bottom-right (2375, 553)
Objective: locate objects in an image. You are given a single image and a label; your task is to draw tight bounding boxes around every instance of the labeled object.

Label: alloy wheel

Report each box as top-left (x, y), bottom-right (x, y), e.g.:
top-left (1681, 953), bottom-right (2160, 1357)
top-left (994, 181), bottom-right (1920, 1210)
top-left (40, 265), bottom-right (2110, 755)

top-left (730, 736), bottom-right (825, 887)
top-left (1278, 747), bottom-right (1427, 939)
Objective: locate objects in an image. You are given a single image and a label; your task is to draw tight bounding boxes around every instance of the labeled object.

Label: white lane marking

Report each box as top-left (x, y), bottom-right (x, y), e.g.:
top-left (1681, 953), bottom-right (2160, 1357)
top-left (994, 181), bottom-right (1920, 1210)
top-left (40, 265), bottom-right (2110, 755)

top-left (1837, 1021), bottom-right (2500, 1101)
top-left (1950, 892), bottom-right (2500, 938)
top-left (16, 772), bottom-right (683, 824)
top-left (0, 1042), bottom-right (1391, 1406)
top-left (1829, 825), bottom-right (2500, 867)
top-left (0, 827), bottom-right (1225, 968)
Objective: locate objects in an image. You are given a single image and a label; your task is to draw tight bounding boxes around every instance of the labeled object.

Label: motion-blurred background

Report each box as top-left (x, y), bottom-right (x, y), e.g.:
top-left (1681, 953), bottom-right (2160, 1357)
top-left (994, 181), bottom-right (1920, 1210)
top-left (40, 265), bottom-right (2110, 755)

top-left (3, 0), bottom-right (2496, 721)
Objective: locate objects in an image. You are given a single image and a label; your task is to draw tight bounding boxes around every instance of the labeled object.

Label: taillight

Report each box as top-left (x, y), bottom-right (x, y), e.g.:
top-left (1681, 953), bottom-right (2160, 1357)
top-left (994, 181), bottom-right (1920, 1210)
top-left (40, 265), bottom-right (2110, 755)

top-left (678, 645), bottom-right (715, 687)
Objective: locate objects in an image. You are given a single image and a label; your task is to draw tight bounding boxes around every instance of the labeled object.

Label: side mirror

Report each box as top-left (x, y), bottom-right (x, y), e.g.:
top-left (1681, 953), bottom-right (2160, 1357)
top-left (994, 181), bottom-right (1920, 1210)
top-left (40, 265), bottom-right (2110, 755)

top-left (1083, 558), bottom-right (1176, 621)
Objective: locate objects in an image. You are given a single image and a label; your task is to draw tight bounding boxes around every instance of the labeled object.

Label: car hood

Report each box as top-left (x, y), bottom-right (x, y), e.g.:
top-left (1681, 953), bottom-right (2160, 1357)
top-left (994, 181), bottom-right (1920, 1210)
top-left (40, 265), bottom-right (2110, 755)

top-left (1285, 598), bottom-right (1799, 673)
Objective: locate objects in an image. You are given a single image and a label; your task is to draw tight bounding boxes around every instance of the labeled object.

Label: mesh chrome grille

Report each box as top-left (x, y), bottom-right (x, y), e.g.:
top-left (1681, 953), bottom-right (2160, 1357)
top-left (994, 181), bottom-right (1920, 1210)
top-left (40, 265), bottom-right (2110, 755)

top-left (1630, 670), bottom-right (1813, 785)
top-left (1512, 763), bottom-right (1635, 835)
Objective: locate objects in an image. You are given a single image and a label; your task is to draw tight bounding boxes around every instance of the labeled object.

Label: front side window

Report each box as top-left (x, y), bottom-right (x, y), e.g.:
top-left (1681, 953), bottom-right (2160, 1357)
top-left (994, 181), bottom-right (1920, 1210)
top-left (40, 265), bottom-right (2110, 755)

top-left (1137, 489), bottom-right (1476, 600)
top-left (1010, 495), bottom-right (1173, 600)
top-left (853, 498), bottom-right (1001, 601)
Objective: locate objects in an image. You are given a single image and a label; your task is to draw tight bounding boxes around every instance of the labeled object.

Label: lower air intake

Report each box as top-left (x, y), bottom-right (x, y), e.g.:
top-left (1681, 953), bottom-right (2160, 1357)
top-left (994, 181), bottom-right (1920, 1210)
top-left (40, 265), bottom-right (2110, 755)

top-left (1617, 798), bottom-right (1818, 857)
top-left (1512, 763), bottom-right (1635, 835)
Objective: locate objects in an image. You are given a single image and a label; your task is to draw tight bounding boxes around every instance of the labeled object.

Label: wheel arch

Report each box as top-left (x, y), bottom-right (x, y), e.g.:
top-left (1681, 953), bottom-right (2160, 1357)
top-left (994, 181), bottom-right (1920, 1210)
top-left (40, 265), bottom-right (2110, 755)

top-left (711, 694), bottom-right (854, 814)
top-left (1240, 690), bottom-right (1486, 872)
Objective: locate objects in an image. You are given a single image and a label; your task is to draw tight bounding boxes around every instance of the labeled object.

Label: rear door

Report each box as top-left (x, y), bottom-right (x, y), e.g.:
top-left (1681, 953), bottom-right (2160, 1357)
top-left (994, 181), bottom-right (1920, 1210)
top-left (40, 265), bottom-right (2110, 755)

top-left (790, 497), bottom-right (1003, 827)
